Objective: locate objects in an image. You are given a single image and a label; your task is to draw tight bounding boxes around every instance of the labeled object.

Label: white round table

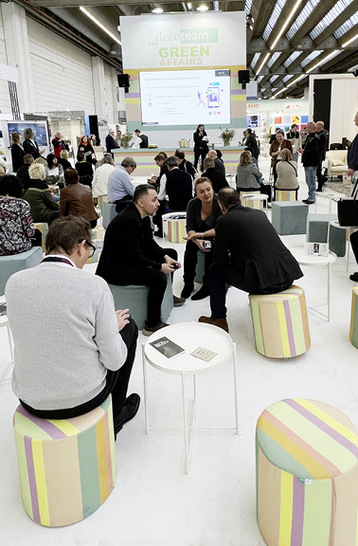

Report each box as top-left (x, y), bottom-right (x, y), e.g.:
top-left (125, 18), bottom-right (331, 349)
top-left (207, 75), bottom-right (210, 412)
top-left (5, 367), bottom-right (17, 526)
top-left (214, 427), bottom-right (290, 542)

top-left (142, 321), bottom-right (239, 473)
top-left (291, 248), bottom-right (337, 321)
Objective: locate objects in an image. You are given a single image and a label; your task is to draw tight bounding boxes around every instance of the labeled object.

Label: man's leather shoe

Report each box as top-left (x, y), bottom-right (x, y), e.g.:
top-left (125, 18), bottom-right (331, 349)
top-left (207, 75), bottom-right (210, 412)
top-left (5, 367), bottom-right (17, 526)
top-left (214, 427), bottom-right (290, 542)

top-left (198, 315), bottom-right (229, 332)
top-left (173, 295), bottom-right (185, 307)
top-left (350, 272), bottom-right (358, 282)
top-left (302, 199), bottom-right (315, 205)
top-left (181, 284), bottom-right (194, 299)
top-left (191, 286), bottom-right (210, 300)
top-left (114, 393), bottom-right (140, 434)
top-left (142, 321), bottom-right (168, 336)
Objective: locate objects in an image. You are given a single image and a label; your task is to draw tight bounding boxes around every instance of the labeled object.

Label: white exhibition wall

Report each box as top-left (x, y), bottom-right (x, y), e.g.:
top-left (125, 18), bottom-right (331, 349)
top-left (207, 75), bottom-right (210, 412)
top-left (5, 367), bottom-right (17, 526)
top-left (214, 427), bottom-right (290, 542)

top-left (309, 74), bottom-right (358, 143)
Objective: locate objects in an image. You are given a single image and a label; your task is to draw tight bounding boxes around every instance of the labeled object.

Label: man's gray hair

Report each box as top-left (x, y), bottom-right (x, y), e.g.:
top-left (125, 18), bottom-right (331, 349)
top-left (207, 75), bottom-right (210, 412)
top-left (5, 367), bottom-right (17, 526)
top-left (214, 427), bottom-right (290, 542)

top-left (121, 156), bottom-right (137, 169)
top-left (165, 156), bottom-right (179, 167)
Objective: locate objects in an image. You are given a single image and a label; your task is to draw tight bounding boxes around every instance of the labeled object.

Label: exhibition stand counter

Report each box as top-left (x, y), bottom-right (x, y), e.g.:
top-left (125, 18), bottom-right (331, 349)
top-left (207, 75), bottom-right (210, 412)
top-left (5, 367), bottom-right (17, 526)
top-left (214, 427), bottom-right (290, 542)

top-left (113, 146), bottom-right (245, 177)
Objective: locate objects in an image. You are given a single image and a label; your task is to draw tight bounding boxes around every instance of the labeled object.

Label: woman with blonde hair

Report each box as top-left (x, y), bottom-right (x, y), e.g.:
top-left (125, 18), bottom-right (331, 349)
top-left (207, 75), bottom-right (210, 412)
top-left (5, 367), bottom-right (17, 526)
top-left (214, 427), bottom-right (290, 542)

top-left (23, 163), bottom-right (59, 224)
top-left (236, 150), bottom-right (263, 192)
top-left (181, 177), bottom-right (221, 300)
top-left (276, 148), bottom-right (298, 193)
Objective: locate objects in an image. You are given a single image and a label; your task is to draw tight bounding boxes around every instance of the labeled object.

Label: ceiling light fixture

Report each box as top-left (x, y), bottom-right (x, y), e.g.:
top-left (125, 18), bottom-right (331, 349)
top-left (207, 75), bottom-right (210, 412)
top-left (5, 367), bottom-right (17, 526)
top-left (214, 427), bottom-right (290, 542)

top-left (270, 0), bottom-right (303, 51)
top-left (187, 2), bottom-right (192, 8)
top-left (256, 53), bottom-right (270, 75)
top-left (342, 32), bottom-right (358, 48)
top-left (80, 6), bottom-right (121, 45)
top-left (306, 50), bottom-right (340, 73)
top-left (196, 4), bottom-right (209, 11)
top-left (152, 7), bottom-right (164, 13)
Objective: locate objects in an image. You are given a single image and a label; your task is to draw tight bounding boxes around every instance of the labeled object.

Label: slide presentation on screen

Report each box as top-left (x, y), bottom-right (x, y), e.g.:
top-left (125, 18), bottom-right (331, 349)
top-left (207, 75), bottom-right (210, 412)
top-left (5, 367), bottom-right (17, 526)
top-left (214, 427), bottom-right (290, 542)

top-left (139, 69), bottom-right (231, 126)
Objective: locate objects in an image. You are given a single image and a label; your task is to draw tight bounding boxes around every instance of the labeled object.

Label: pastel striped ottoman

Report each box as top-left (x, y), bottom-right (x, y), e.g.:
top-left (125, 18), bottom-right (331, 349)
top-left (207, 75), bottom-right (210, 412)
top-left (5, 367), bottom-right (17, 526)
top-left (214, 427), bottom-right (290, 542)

top-left (240, 192), bottom-right (266, 210)
top-left (275, 189), bottom-right (297, 201)
top-left (13, 396), bottom-right (116, 527)
top-left (256, 398), bottom-right (358, 546)
top-left (249, 286), bottom-right (310, 358)
top-left (349, 286), bottom-right (358, 349)
top-left (162, 212), bottom-right (187, 243)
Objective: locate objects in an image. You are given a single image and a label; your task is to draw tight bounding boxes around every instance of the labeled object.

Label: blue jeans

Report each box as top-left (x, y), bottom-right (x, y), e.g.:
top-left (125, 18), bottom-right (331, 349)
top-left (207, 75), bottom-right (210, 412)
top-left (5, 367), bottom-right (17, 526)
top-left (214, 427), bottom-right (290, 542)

top-left (304, 166), bottom-right (317, 202)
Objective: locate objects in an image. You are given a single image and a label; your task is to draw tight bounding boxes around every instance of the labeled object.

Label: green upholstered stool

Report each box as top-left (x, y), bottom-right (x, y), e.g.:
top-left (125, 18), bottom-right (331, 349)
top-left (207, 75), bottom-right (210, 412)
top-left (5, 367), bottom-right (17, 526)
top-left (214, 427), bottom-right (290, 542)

top-left (307, 214), bottom-right (346, 257)
top-left (274, 189), bottom-right (298, 201)
top-left (0, 246), bottom-right (43, 295)
top-left (97, 194), bottom-right (108, 213)
top-left (101, 201), bottom-right (117, 229)
top-left (256, 398), bottom-right (358, 546)
top-left (350, 286), bottom-right (358, 349)
top-left (249, 285), bottom-right (310, 358)
top-left (13, 395), bottom-right (116, 527)
top-left (108, 275), bottom-right (173, 330)
top-left (271, 202), bottom-right (309, 235)
top-left (34, 223), bottom-right (49, 252)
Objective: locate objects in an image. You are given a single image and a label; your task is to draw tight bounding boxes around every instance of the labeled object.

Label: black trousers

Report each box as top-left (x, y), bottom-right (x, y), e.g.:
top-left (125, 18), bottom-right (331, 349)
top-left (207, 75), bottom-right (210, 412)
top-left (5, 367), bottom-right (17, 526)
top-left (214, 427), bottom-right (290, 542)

top-left (351, 230), bottom-right (358, 266)
top-left (194, 148), bottom-right (207, 171)
top-left (183, 240), bottom-right (213, 288)
top-left (20, 318), bottom-right (138, 431)
top-left (316, 162), bottom-right (327, 189)
top-left (123, 247), bottom-right (177, 326)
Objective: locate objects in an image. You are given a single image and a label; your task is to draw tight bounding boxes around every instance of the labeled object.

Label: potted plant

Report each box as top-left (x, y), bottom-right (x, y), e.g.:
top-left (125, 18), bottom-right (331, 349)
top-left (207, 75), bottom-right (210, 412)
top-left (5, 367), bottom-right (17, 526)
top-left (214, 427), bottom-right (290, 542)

top-left (121, 132), bottom-right (133, 149)
top-left (219, 127), bottom-right (235, 147)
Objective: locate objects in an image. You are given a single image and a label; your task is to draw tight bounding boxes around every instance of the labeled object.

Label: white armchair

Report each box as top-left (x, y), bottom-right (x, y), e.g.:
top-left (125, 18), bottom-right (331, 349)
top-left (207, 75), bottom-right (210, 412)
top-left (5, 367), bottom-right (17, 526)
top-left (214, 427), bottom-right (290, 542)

top-left (324, 150), bottom-right (348, 179)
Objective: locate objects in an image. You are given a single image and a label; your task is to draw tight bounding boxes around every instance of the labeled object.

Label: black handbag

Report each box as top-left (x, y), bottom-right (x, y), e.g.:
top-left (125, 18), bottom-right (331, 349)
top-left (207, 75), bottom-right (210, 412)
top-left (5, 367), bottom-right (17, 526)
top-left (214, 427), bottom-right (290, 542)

top-left (337, 178), bottom-right (358, 226)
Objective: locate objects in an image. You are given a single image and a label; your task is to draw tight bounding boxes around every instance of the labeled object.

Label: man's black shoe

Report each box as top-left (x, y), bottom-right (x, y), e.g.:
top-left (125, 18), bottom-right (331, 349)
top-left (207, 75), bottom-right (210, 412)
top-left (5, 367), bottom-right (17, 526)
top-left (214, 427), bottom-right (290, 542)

top-left (114, 393), bottom-right (140, 434)
top-left (191, 286), bottom-right (210, 300)
top-left (302, 199), bottom-right (315, 205)
top-left (350, 272), bottom-right (358, 282)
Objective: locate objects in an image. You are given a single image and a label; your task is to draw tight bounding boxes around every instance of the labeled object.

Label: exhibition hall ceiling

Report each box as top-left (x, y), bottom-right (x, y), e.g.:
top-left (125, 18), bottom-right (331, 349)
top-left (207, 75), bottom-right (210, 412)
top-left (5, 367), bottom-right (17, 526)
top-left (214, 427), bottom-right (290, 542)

top-left (14, 0), bottom-right (358, 99)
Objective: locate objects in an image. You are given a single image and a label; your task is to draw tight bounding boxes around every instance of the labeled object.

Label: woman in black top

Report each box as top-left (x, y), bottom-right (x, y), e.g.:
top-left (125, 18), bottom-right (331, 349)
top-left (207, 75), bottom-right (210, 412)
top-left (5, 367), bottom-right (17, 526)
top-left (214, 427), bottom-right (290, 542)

top-left (78, 135), bottom-right (96, 165)
top-left (193, 124), bottom-right (209, 172)
top-left (181, 177), bottom-right (221, 301)
top-left (10, 132), bottom-right (25, 172)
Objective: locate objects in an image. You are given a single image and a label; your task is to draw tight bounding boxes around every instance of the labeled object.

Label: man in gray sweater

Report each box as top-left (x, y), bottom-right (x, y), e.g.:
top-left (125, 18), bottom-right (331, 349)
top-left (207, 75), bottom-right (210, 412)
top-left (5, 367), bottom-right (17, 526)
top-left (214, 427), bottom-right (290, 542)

top-left (6, 216), bottom-right (139, 436)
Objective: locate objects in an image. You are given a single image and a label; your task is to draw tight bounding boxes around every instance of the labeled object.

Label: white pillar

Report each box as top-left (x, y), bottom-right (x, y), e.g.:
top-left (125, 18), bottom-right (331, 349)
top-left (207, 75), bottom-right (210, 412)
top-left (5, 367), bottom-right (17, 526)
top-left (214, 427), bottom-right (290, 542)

top-left (110, 66), bottom-right (119, 125)
top-left (91, 56), bottom-right (106, 117)
top-left (1, 2), bottom-right (35, 115)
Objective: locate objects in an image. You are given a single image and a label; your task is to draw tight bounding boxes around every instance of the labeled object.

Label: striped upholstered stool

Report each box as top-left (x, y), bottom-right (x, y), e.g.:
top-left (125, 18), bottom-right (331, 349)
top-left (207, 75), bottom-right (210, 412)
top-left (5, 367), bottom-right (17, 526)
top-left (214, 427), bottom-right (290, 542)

top-left (349, 286), bottom-right (358, 349)
top-left (274, 189), bottom-right (297, 201)
top-left (240, 192), bottom-right (267, 210)
top-left (13, 395), bottom-right (116, 527)
top-left (249, 285), bottom-right (310, 358)
top-left (162, 212), bottom-right (186, 243)
top-left (256, 398), bottom-right (358, 546)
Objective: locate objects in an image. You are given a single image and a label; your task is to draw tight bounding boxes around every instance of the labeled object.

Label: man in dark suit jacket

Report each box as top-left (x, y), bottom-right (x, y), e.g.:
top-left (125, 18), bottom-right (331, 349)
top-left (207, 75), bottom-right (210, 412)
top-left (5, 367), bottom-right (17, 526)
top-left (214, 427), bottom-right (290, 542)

top-left (199, 188), bottom-right (303, 332)
top-left (203, 158), bottom-right (229, 193)
top-left (96, 184), bottom-right (185, 336)
top-left (245, 128), bottom-right (260, 160)
top-left (105, 130), bottom-right (119, 155)
top-left (158, 156), bottom-right (193, 212)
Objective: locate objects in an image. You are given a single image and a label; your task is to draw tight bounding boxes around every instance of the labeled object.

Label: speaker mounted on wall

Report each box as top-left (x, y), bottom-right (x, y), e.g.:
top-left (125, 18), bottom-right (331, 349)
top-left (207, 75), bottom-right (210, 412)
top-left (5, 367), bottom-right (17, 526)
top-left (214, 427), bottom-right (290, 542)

top-left (238, 69), bottom-right (250, 90)
top-left (118, 74), bottom-right (130, 90)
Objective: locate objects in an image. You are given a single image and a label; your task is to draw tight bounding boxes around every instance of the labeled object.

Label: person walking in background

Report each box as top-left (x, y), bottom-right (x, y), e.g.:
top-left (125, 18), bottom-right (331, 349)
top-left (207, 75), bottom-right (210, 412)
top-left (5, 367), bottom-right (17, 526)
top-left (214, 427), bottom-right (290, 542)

top-left (298, 121), bottom-right (321, 205)
top-left (10, 133), bottom-right (25, 173)
top-left (193, 124), bottom-right (209, 171)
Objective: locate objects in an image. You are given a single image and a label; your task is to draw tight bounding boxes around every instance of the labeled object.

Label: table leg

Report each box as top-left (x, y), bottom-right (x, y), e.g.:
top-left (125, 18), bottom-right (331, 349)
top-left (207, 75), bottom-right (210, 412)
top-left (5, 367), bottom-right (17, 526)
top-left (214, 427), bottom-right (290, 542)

top-left (232, 343), bottom-right (239, 435)
top-left (181, 371), bottom-right (190, 474)
top-left (327, 262), bottom-right (331, 322)
top-left (142, 343), bottom-right (150, 434)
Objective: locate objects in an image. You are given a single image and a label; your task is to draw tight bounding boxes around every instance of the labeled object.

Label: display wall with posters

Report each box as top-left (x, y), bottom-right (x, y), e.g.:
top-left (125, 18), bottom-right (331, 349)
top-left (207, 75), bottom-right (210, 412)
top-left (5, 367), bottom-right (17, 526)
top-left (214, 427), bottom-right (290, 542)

top-left (120, 12), bottom-right (246, 147)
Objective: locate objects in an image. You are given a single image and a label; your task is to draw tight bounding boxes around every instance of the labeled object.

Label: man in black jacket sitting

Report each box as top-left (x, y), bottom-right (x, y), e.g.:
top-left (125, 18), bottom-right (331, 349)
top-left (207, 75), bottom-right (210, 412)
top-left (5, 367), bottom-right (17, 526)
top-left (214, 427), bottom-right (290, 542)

top-left (96, 185), bottom-right (185, 336)
top-left (199, 188), bottom-right (303, 332)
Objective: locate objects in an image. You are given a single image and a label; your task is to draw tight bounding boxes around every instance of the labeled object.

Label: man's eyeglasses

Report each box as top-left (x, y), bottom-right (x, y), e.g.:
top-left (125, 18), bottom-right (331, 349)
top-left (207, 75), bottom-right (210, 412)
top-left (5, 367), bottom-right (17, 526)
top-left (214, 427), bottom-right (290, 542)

top-left (85, 241), bottom-right (96, 258)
